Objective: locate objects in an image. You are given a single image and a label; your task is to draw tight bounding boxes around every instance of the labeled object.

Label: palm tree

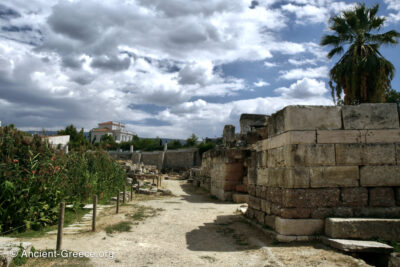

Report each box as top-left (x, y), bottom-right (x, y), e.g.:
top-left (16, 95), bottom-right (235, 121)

top-left (321, 3), bottom-right (400, 104)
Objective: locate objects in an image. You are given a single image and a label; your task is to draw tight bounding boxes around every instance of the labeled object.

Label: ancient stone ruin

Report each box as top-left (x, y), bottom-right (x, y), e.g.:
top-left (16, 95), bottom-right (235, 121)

top-left (191, 103), bottom-right (400, 246)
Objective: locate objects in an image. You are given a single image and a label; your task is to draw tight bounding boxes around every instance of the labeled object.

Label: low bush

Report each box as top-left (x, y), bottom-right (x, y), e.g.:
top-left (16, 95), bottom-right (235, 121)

top-left (0, 125), bottom-right (125, 234)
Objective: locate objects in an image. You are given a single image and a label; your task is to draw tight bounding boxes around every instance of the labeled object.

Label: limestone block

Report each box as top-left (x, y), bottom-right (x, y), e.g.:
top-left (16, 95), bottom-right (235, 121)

top-left (342, 103), bottom-right (399, 130)
top-left (264, 215), bottom-right (276, 229)
top-left (389, 253), bottom-right (400, 267)
top-left (286, 144), bottom-right (335, 167)
top-left (275, 217), bottom-right (324, 236)
top-left (249, 196), bottom-right (261, 210)
top-left (256, 151), bottom-right (267, 168)
top-left (280, 208), bottom-right (311, 219)
top-left (353, 207), bottom-right (400, 218)
top-left (369, 187), bottom-right (396, 207)
top-left (271, 203), bottom-right (282, 216)
top-left (333, 207), bottom-right (354, 217)
top-left (268, 106), bottom-right (342, 137)
top-left (360, 166), bottom-right (400, 186)
top-left (321, 238), bottom-right (394, 254)
top-left (364, 143), bottom-right (396, 165)
top-left (282, 188), bottom-right (340, 208)
top-left (261, 200), bottom-right (271, 213)
top-left (256, 168), bottom-right (268, 186)
top-left (255, 185), bottom-right (262, 197)
top-left (266, 168), bottom-right (285, 187)
top-left (317, 130), bottom-right (363, 144)
top-left (232, 193), bottom-right (249, 203)
top-left (341, 187), bottom-right (368, 207)
top-left (325, 218), bottom-right (400, 241)
top-left (254, 210), bottom-right (265, 225)
top-left (267, 147), bottom-right (285, 167)
top-left (366, 129), bottom-right (400, 143)
top-left (335, 144), bottom-right (363, 165)
top-left (310, 166), bottom-right (359, 188)
top-left (266, 187), bottom-right (283, 203)
top-left (396, 188), bottom-right (400, 206)
top-left (282, 167), bottom-right (310, 188)
top-left (263, 130), bottom-right (316, 150)
top-left (246, 207), bottom-right (254, 219)
top-left (260, 186), bottom-right (266, 199)
top-left (311, 208), bottom-right (333, 219)
top-left (248, 184), bottom-right (256, 196)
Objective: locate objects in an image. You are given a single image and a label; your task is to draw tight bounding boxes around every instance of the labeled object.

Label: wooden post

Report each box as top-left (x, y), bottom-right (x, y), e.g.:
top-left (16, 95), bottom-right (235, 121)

top-left (130, 185), bottom-right (133, 201)
top-left (116, 190), bottom-right (120, 214)
top-left (123, 186), bottom-right (126, 204)
top-left (160, 176), bottom-right (162, 187)
top-left (136, 181), bottom-right (140, 193)
top-left (56, 202), bottom-right (65, 251)
top-left (156, 177), bottom-right (159, 188)
top-left (152, 177), bottom-right (155, 185)
top-left (92, 195), bottom-right (97, 232)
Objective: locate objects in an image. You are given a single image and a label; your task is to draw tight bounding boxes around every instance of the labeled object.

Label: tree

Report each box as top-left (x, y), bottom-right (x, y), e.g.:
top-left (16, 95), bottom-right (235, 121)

top-left (385, 88), bottom-right (400, 104)
top-left (185, 134), bottom-right (198, 147)
top-left (57, 124), bottom-right (89, 149)
top-left (321, 3), bottom-right (400, 104)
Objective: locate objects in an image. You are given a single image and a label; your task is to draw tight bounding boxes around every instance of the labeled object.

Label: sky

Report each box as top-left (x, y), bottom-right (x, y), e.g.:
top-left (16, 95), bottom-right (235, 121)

top-left (0, 0), bottom-right (399, 139)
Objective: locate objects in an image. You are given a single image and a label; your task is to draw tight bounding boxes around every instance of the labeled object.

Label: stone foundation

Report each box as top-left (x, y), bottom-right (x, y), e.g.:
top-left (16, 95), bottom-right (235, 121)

top-left (246, 104), bottom-right (400, 238)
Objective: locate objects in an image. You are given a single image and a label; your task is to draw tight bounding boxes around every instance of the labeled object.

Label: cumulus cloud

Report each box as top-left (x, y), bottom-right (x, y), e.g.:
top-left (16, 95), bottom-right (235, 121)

top-left (274, 78), bottom-right (327, 98)
top-left (384, 0), bottom-right (400, 23)
top-left (279, 66), bottom-right (329, 80)
top-left (253, 79), bottom-right (270, 87)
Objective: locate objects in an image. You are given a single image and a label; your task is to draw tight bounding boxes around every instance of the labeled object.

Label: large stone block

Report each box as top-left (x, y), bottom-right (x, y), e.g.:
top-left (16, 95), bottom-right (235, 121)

top-left (335, 144), bottom-right (363, 165)
top-left (353, 207), bottom-right (400, 218)
top-left (264, 215), bottom-right (276, 229)
top-left (317, 130), bottom-right (363, 144)
top-left (249, 196), bottom-right (261, 210)
top-left (363, 143), bottom-right (396, 165)
top-left (341, 187), bottom-right (368, 207)
top-left (286, 144), bottom-right (335, 167)
top-left (365, 129), bottom-right (400, 143)
top-left (261, 200), bottom-right (271, 213)
top-left (232, 193), bottom-right (249, 203)
top-left (396, 188), bottom-right (400, 206)
top-left (325, 218), bottom-right (400, 241)
top-left (275, 217), bottom-right (324, 236)
top-left (342, 103), bottom-right (399, 130)
top-left (360, 166), bottom-right (400, 187)
top-left (268, 106), bottom-right (342, 137)
top-left (267, 168), bottom-right (285, 187)
top-left (369, 187), bottom-right (396, 207)
top-left (282, 188), bottom-right (340, 208)
top-left (311, 208), bottom-right (333, 219)
top-left (310, 166), bottom-right (359, 188)
top-left (256, 168), bottom-right (268, 186)
top-left (254, 210), bottom-right (265, 225)
top-left (262, 130), bottom-right (316, 150)
top-left (266, 187), bottom-right (283, 203)
top-left (282, 167), bottom-right (310, 188)
top-left (267, 147), bottom-right (285, 167)
top-left (280, 208), bottom-right (311, 219)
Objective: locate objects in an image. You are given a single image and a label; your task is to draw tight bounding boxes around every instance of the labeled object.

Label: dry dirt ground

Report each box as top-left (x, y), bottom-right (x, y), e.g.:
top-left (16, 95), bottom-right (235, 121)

top-left (20, 180), bottom-right (371, 267)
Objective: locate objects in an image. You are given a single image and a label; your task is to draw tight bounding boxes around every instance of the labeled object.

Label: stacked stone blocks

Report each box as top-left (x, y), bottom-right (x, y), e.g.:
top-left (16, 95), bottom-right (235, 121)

top-left (246, 104), bottom-right (400, 237)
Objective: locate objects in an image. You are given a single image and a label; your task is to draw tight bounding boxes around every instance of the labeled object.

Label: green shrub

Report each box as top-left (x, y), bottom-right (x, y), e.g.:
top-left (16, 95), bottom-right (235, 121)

top-left (0, 125), bottom-right (125, 234)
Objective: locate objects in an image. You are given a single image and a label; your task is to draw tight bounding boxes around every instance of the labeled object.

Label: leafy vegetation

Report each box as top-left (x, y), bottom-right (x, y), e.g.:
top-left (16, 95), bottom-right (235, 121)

top-left (0, 125), bottom-right (126, 235)
top-left (105, 221), bottom-right (131, 234)
top-left (57, 124), bottom-right (89, 150)
top-left (321, 3), bottom-right (400, 104)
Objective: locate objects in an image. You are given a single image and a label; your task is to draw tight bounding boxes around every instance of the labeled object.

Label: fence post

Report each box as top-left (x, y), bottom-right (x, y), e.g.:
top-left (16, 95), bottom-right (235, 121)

top-left (116, 190), bottom-right (120, 214)
top-left (56, 202), bottom-right (65, 251)
top-left (130, 185), bottom-right (133, 201)
top-left (92, 195), bottom-right (97, 232)
top-left (123, 186), bottom-right (126, 204)
top-left (156, 177), bottom-right (159, 188)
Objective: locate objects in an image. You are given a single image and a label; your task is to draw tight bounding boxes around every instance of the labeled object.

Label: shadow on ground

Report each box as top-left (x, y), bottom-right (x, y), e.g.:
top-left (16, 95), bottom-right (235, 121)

top-left (179, 182), bottom-right (233, 204)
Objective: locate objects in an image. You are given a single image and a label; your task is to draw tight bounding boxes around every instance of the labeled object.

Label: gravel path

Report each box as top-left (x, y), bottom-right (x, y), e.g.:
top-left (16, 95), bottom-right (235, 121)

top-left (26, 180), bottom-right (370, 267)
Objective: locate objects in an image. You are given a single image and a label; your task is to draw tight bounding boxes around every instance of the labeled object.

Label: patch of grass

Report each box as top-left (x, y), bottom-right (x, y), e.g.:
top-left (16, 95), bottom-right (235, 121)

top-left (105, 221), bottom-right (132, 234)
top-left (9, 208), bottom-right (87, 238)
top-left (128, 205), bottom-right (164, 222)
top-left (200, 255), bottom-right (216, 263)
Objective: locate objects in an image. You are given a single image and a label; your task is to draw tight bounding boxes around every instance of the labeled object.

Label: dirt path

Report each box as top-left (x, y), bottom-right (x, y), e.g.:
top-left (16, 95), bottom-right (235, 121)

top-left (24, 180), bottom-right (370, 267)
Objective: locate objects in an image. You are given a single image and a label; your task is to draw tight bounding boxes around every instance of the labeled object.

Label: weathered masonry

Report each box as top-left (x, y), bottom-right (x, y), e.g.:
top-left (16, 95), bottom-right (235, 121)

top-left (191, 103), bottom-right (400, 242)
top-left (247, 104), bottom-right (400, 241)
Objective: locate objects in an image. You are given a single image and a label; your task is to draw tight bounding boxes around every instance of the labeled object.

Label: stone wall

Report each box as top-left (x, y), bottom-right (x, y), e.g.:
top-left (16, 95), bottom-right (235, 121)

top-left (246, 104), bottom-right (400, 239)
top-left (131, 148), bottom-right (200, 171)
top-left (194, 148), bottom-right (246, 201)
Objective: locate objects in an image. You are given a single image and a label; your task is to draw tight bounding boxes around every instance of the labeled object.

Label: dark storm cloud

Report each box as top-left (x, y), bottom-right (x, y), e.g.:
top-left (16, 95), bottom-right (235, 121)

top-left (61, 56), bottom-right (83, 69)
top-left (90, 56), bottom-right (131, 71)
top-left (0, 4), bottom-right (21, 20)
top-left (2, 25), bottom-right (32, 32)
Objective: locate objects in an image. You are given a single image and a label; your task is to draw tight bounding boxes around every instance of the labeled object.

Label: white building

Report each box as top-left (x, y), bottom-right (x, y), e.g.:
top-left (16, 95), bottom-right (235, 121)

top-left (90, 121), bottom-right (136, 143)
top-left (42, 135), bottom-right (70, 150)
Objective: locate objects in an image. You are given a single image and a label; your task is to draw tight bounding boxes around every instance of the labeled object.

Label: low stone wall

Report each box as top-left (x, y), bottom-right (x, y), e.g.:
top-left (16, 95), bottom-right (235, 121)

top-left (193, 148), bottom-right (246, 201)
top-left (246, 104), bottom-right (400, 238)
top-left (131, 148), bottom-right (200, 171)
